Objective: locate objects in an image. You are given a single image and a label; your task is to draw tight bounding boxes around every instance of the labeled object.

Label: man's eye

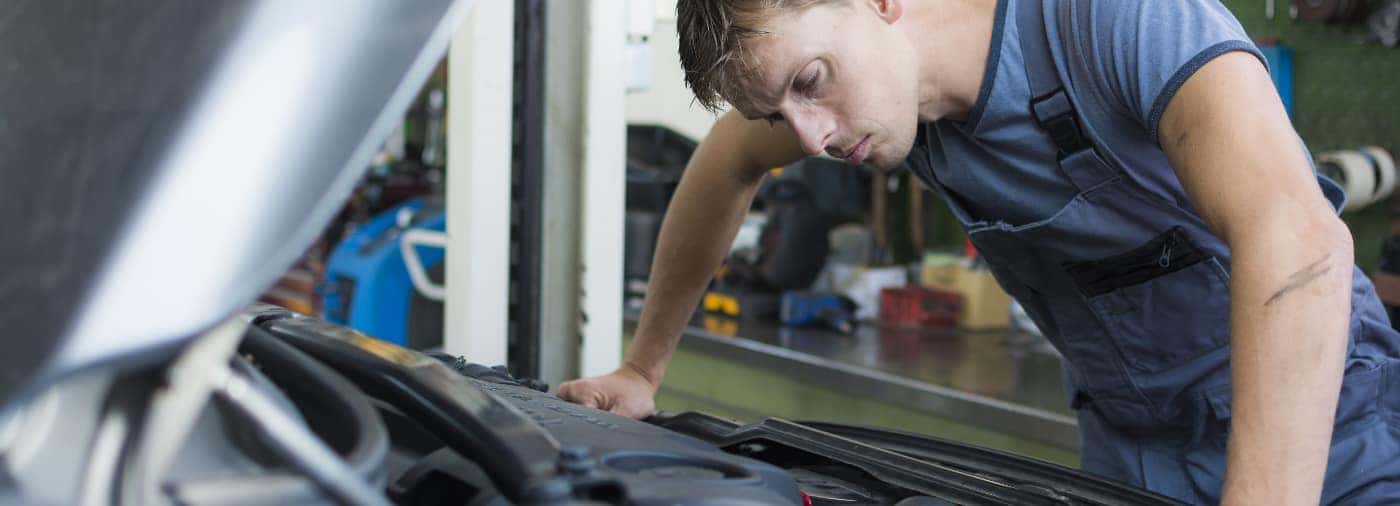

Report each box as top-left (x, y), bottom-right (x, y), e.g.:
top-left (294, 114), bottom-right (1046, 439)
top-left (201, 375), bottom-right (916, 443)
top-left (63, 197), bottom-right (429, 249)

top-left (797, 71), bottom-right (820, 93)
top-left (764, 113), bottom-right (784, 126)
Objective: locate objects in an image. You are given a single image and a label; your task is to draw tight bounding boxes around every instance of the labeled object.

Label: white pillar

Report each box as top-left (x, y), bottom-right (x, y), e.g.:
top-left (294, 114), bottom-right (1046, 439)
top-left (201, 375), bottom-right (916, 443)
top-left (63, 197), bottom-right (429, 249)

top-left (444, 2), bottom-right (513, 365)
top-left (578, 0), bottom-right (626, 377)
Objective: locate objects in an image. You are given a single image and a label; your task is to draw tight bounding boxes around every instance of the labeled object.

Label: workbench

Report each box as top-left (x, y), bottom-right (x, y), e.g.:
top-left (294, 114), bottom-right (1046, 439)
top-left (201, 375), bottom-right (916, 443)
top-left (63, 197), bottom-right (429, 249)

top-left (624, 311), bottom-right (1084, 466)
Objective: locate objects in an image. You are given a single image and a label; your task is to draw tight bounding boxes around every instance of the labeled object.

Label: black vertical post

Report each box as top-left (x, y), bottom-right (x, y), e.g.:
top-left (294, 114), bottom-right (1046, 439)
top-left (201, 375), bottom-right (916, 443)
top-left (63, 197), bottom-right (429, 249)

top-left (508, 0), bottom-right (546, 379)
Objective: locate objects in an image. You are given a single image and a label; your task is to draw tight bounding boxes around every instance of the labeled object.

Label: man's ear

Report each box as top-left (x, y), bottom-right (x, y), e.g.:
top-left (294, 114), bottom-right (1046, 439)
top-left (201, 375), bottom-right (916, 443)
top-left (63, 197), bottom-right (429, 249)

top-left (865, 0), bottom-right (904, 25)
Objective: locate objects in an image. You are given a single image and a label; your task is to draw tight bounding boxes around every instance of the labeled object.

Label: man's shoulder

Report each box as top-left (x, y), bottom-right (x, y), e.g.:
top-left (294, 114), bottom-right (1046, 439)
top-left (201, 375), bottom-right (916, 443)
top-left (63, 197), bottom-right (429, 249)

top-left (1044, 0), bottom-right (1258, 134)
top-left (1056, 0), bottom-right (1249, 49)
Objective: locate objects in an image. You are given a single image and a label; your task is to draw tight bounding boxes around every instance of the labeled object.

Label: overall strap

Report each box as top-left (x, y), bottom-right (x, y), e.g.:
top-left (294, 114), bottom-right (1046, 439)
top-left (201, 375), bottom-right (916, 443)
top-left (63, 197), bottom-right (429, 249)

top-left (1015, 0), bottom-right (1115, 191)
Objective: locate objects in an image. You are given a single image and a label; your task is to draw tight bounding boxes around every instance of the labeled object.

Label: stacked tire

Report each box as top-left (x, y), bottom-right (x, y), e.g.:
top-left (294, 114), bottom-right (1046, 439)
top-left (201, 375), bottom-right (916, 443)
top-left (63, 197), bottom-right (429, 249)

top-left (1318, 146), bottom-right (1397, 212)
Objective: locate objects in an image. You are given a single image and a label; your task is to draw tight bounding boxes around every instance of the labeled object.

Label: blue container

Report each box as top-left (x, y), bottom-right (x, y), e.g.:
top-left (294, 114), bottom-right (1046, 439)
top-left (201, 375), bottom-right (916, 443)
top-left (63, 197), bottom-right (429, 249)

top-left (781, 291), bottom-right (852, 326)
top-left (321, 197), bottom-right (446, 345)
top-left (1258, 44), bottom-right (1294, 119)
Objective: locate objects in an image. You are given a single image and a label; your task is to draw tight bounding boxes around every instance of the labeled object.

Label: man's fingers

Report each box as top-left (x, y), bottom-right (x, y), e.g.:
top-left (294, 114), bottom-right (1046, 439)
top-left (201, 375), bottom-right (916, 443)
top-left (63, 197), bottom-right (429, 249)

top-left (582, 390), bottom-right (605, 409)
top-left (558, 379), bottom-right (606, 409)
top-left (557, 381), bottom-right (583, 402)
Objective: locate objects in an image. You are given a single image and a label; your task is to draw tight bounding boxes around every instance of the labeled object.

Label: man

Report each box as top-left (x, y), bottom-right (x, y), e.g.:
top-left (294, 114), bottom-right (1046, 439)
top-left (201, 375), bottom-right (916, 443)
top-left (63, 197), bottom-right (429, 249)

top-left (560, 0), bottom-right (1400, 503)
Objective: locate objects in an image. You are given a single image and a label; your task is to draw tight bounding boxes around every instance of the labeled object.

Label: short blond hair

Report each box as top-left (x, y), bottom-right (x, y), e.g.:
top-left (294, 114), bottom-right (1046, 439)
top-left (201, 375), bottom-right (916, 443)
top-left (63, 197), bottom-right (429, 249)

top-left (676, 0), bottom-right (849, 113)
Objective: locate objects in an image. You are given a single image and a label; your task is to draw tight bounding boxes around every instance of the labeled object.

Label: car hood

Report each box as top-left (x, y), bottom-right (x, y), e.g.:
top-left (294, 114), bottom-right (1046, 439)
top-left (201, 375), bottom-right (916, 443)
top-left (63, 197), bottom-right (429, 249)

top-left (0, 0), bottom-right (470, 409)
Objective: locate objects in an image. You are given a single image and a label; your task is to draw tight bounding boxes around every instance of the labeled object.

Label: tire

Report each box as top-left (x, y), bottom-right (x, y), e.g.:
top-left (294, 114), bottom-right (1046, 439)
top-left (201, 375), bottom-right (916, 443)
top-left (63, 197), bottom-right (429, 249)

top-left (1321, 150), bottom-right (1378, 211)
top-left (1363, 146), bottom-right (1397, 204)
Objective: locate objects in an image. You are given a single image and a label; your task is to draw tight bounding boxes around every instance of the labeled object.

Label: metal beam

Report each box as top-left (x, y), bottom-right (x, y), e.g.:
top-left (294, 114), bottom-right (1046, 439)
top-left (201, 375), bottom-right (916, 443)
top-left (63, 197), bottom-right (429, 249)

top-left (508, 0), bottom-right (546, 379)
top-left (444, 2), bottom-right (514, 366)
top-left (537, 0), bottom-right (585, 387)
top-left (534, 0), bottom-right (626, 385)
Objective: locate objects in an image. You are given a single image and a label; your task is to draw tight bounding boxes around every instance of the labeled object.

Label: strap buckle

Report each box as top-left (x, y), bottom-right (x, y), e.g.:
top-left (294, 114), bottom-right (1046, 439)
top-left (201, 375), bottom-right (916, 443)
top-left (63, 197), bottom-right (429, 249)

top-left (1031, 89), bottom-right (1092, 158)
top-left (1042, 113), bottom-right (1091, 158)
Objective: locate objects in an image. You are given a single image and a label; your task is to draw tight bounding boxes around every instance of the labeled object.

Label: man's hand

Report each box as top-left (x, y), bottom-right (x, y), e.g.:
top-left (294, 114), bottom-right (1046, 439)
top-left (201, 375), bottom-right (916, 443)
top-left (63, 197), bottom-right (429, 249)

top-left (557, 110), bottom-right (805, 421)
top-left (557, 364), bottom-right (659, 419)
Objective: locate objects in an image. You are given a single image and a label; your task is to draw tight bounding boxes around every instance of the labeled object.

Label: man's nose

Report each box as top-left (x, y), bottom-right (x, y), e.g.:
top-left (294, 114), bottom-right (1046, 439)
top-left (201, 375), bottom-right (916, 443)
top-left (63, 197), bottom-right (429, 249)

top-left (786, 107), bottom-right (834, 157)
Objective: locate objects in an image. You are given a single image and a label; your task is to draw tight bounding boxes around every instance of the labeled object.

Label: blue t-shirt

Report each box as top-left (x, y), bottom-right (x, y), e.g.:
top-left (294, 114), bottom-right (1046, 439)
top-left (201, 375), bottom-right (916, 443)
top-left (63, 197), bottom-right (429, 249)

top-left (911, 0), bottom-right (1265, 226)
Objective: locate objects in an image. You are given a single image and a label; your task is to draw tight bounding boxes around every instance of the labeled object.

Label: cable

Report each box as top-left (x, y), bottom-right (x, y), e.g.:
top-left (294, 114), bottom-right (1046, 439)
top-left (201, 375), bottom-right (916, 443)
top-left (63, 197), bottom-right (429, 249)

top-left (214, 368), bottom-right (390, 506)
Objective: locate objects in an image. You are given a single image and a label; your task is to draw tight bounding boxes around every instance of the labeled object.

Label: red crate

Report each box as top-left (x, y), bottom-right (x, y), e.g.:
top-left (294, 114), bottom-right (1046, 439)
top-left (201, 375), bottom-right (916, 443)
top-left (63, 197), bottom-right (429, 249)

top-left (879, 286), bottom-right (963, 328)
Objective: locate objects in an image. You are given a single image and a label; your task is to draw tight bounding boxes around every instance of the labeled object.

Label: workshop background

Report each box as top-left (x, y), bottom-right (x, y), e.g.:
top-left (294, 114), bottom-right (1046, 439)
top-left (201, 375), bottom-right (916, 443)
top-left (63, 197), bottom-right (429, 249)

top-left (261, 0), bottom-right (1400, 468)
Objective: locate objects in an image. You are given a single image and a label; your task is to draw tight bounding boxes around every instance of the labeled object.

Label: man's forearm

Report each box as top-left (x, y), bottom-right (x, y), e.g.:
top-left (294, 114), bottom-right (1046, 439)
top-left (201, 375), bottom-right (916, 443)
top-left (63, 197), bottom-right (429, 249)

top-left (1221, 219), bottom-right (1353, 504)
top-left (620, 109), bottom-right (807, 388)
top-left (623, 165), bottom-right (764, 386)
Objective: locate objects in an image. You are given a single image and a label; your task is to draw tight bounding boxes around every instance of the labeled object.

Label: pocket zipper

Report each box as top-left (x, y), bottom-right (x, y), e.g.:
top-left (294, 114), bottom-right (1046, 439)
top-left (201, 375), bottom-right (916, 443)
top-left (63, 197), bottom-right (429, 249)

top-left (1064, 227), bottom-right (1210, 297)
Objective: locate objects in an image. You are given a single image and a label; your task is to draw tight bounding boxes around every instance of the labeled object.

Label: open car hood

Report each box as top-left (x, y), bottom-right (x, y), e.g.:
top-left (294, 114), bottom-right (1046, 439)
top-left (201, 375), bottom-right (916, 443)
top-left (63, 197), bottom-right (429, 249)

top-left (0, 0), bottom-right (471, 409)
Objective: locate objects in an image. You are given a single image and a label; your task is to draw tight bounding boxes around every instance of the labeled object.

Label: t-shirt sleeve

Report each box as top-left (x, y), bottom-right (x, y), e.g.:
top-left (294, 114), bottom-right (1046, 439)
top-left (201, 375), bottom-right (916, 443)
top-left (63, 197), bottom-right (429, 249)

top-left (1074, 0), bottom-right (1265, 144)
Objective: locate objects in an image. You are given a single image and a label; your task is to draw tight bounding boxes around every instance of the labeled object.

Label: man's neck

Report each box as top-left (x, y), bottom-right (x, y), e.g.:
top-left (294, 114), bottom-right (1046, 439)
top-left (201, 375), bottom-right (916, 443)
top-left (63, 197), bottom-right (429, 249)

top-left (901, 0), bottom-right (999, 122)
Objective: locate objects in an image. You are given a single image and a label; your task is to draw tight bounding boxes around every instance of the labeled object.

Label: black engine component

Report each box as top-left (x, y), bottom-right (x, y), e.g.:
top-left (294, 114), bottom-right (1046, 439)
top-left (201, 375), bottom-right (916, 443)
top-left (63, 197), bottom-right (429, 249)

top-left (243, 304), bottom-right (1181, 505)
top-left (389, 448), bottom-right (507, 506)
top-left (651, 412), bottom-right (1182, 506)
top-left (251, 307), bottom-right (804, 505)
top-left (423, 351), bottom-right (550, 393)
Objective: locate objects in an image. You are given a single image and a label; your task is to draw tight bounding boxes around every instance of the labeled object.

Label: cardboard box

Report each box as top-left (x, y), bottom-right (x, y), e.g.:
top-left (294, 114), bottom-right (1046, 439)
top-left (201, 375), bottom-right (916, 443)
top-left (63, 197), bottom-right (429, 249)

top-left (920, 262), bottom-right (1012, 329)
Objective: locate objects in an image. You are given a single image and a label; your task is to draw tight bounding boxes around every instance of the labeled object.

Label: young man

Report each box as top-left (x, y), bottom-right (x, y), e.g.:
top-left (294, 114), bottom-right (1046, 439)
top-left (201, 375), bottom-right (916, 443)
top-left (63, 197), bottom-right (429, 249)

top-left (559, 0), bottom-right (1400, 503)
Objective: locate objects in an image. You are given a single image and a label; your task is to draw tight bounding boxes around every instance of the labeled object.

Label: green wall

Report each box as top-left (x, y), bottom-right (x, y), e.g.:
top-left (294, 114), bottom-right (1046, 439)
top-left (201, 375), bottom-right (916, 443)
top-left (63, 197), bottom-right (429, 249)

top-left (1224, 2), bottom-right (1399, 151)
top-left (1221, 1), bottom-right (1400, 271)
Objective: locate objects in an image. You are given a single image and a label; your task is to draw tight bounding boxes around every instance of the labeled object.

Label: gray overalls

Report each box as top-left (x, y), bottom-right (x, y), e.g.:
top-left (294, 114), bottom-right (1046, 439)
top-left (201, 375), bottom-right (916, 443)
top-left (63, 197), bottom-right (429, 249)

top-left (907, 0), bottom-right (1400, 502)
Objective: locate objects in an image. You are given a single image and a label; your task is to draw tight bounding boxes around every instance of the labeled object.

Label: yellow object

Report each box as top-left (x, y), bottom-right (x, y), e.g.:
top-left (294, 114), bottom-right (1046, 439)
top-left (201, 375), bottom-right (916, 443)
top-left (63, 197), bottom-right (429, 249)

top-left (702, 315), bottom-right (740, 337)
top-left (703, 292), bottom-right (740, 317)
top-left (921, 263), bottom-right (1012, 329)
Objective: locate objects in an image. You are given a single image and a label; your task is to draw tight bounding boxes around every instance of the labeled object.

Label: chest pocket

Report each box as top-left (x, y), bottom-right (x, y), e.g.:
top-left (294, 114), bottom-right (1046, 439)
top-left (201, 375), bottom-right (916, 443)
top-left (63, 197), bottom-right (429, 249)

top-left (1066, 227), bottom-right (1231, 373)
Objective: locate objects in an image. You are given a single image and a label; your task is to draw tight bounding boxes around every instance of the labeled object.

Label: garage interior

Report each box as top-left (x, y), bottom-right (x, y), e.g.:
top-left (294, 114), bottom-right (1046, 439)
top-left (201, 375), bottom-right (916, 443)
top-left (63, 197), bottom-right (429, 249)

top-left (6, 0), bottom-right (1400, 502)
top-left (249, 0), bottom-right (1400, 471)
top-left (19, 0), bottom-right (1400, 501)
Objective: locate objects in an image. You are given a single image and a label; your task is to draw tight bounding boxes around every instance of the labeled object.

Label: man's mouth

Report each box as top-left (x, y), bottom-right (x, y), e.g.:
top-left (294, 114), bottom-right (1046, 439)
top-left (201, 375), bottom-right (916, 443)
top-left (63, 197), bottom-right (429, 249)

top-left (842, 135), bottom-right (872, 165)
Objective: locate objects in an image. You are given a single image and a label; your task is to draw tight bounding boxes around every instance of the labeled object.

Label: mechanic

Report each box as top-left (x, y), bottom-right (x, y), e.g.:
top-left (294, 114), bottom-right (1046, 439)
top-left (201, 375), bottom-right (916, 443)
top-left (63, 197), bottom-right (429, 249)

top-left (560, 0), bottom-right (1400, 503)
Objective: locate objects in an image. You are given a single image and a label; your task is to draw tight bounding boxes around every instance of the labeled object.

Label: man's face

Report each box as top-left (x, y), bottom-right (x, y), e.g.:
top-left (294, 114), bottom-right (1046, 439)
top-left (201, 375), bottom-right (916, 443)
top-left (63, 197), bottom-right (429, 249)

top-left (733, 1), bottom-right (921, 171)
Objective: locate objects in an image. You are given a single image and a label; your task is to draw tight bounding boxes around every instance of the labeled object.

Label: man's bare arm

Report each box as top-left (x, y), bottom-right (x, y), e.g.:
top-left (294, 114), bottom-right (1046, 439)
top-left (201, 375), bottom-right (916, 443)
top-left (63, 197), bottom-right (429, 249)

top-left (624, 110), bottom-right (806, 383)
top-left (1159, 51), bottom-right (1353, 505)
top-left (558, 109), bottom-right (807, 417)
